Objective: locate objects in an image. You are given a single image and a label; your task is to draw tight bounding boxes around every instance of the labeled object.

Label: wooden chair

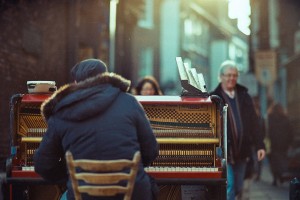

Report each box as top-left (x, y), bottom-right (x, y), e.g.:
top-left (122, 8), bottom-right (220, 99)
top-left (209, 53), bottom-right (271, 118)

top-left (65, 151), bottom-right (141, 200)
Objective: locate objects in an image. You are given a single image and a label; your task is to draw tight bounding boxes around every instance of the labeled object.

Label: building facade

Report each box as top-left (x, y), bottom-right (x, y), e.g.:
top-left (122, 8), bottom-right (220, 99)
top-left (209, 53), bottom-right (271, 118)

top-left (130, 0), bottom-right (250, 94)
top-left (250, 0), bottom-right (300, 138)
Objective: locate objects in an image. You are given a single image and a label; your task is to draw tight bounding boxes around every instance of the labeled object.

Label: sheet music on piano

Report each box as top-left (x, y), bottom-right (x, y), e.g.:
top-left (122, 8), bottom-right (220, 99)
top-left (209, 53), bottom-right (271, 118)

top-left (176, 57), bottom-right (208, 97)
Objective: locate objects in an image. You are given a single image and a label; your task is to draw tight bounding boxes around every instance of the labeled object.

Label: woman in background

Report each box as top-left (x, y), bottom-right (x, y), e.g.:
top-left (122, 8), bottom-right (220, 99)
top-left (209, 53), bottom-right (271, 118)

top-left (134, 76), bottom-right (163, 95)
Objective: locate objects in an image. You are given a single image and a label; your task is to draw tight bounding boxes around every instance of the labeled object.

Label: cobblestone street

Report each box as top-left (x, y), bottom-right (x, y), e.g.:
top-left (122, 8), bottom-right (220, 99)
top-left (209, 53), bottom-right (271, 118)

top-left (244, 159), bottom-right (290, 200)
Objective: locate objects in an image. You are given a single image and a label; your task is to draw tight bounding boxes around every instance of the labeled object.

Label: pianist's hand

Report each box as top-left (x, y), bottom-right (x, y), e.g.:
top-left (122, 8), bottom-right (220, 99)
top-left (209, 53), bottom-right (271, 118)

top-left (257, 149), bottom-right (266, 161)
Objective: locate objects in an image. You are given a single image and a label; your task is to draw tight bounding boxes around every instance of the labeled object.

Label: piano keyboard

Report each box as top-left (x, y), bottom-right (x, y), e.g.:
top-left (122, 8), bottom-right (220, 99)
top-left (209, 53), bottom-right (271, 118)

top-left (145, 166), bottom-right (219, 172)
top-left (21, 166), bottom-right (35, 171)
top-left (145, 167), bottom-right (222, 179)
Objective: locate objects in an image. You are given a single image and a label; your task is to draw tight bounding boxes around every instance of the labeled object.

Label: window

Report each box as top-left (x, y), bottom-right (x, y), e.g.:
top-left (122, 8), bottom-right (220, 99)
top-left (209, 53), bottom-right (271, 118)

top-left (138, 0), bottom-right (153, 29)
top-left (139, 47), bottom-right (154, 77)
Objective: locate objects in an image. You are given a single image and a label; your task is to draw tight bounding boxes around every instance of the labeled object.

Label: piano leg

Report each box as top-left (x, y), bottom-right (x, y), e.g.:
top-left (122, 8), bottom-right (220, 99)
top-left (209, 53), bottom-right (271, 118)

top-left (2, 184), bottom-right (28, 200)
top-left (206, 184), bottom-right (227, 200)
top-left (157, 185), bottom-right (227, 200)
top-left (156, 181), bottom-right (227, 200)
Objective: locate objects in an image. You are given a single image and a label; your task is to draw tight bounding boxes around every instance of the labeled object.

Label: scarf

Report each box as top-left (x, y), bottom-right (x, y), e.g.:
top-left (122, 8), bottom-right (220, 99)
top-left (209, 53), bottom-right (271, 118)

top-left (221, 90), bottom-right (243, 162)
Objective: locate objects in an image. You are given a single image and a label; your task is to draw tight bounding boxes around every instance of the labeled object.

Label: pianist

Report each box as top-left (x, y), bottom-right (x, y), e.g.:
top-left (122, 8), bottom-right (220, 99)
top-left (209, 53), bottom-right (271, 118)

top-left (33, 58), bottom-right (159, 200)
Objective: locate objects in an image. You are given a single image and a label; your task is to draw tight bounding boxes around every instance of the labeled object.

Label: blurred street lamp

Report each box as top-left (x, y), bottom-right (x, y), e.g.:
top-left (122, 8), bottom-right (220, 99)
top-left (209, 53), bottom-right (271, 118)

top-left (228, 0), bottom-right (251, 35)
top-left (109, 0), bottom-right (119, 72)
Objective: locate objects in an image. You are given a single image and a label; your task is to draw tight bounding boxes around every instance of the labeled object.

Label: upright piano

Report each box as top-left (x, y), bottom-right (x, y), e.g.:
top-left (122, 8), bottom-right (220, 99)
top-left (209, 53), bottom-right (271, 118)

top-left (5, 93), bottom-right (227, 200)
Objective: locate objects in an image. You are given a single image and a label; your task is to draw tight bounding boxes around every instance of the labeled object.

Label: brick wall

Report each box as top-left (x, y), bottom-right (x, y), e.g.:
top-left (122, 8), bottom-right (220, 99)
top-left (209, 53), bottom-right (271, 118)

top-left (0, 1), bottom-right (69, 170)
top-left (0, 0), bottom-right (112, 172)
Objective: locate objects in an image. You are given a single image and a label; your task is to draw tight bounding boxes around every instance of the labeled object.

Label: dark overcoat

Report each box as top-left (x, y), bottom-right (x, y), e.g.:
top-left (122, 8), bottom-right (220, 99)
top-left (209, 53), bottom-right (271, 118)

top-left (33, 73), bottom-right (158, 200)
top-left (211, 83), bottom-right (265, 162)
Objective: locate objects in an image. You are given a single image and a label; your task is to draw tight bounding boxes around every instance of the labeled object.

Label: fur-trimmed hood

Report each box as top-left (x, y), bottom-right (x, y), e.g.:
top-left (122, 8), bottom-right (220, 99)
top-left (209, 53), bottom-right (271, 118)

top-left (41, 72), bottom-right (131, 121)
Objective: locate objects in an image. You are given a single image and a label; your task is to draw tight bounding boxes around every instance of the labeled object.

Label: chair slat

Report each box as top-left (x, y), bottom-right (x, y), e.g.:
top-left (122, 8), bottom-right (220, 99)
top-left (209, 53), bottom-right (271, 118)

top-left (66, 151), bottom-right (141, 200)
top-left (74, 160), bottom-right (134, 171)
top-left (76, 173), bottom-right (130, 184)
top-left (78, 185), bottom-right (128, 196)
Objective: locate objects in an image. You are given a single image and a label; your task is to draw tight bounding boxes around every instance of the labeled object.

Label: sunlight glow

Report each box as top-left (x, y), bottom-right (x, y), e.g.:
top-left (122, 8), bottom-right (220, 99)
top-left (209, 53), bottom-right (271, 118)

top-left (228, 0), bottom-right (251, 35)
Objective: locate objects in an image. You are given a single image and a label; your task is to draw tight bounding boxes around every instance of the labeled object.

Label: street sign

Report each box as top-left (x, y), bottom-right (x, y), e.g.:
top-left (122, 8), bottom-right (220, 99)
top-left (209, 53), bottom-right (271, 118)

top-left (254, 50), bottom-right (277, 86)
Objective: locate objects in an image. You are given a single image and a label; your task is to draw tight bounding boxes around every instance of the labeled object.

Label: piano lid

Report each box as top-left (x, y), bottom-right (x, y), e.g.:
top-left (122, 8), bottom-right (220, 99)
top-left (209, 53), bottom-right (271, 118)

top-left (21, 94), bottom-right (51, 103)
top-left (135, 95), bottom-right (213, 104)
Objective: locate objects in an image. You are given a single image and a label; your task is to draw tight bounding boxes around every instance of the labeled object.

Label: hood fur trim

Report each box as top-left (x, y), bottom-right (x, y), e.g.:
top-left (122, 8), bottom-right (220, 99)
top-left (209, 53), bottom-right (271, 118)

top-left (41, 72), bottom-right (131, 120)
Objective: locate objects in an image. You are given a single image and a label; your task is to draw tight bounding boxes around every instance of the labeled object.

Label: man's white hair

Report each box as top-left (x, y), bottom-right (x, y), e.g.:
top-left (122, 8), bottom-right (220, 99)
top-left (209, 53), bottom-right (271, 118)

top-left (218, 60), bottom-right (239, 77)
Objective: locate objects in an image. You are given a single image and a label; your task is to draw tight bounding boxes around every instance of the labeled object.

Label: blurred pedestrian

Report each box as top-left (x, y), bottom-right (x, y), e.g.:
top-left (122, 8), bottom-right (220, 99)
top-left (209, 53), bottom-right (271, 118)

top-left (134, 76), bottom-right (163, 95)
top-left (244, 96), bottom-right (266, 181)
top-left (253, 97), bottom-right (266, 181)
top-left (210, 60), bottom-right (266, 200)
top-left (33, 58), bottom-right (159, 200)
top-left (268, 103), bottom-right (293, 186)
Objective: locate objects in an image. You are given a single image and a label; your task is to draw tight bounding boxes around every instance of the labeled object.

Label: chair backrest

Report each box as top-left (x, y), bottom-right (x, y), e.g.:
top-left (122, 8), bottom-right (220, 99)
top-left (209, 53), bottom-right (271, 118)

top-left (65, 151), bottom-right (141, 200)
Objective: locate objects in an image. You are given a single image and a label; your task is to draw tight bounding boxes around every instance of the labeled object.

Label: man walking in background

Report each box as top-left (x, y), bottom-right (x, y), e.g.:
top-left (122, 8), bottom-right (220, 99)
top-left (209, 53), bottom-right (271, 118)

top-left (210, 60), bottom-right (266, 200)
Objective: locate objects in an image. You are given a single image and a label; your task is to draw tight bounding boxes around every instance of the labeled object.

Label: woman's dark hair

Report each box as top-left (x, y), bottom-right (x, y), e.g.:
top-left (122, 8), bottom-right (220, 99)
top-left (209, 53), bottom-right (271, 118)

top-left (135, 76), bottom-right (163, 95)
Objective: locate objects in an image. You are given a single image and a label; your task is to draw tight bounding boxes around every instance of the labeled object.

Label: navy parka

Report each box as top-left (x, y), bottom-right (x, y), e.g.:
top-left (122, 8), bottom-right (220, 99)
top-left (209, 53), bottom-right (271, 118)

top-left (34, 73), bottom-right (158, 200)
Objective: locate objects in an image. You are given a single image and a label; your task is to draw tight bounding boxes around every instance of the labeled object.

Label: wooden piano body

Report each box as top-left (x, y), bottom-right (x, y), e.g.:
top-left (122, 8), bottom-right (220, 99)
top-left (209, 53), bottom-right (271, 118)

top-left (136, 95), bottom-right (227, 200)
top-left (4, 93), bottom-right (227, 200)
top-left (5, 94), bottom-right (65, 200)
